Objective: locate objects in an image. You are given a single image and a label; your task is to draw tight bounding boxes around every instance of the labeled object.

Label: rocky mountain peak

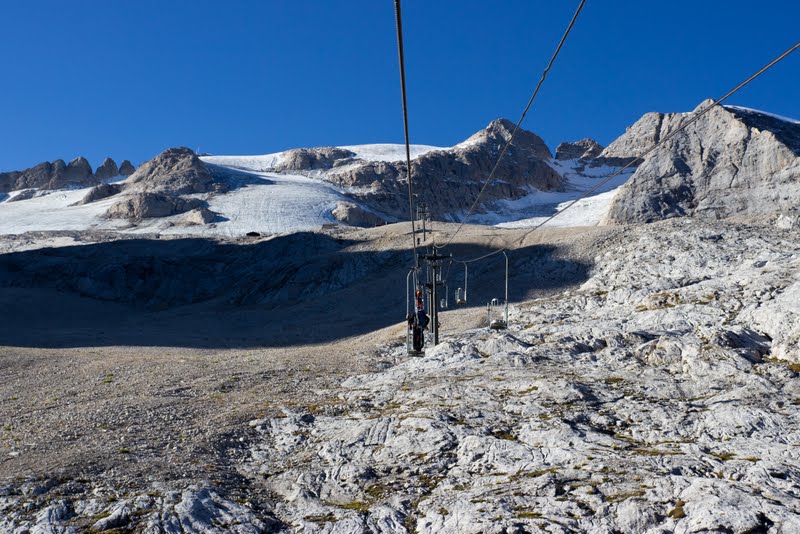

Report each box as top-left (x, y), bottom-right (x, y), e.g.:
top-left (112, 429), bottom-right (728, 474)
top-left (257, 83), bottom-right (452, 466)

top-left (119, 160), bottom-right (136, 176)
top-left (64, 157), bottom-right (93, 183)
top-left (604, 99), bottom-right (800, 224)
top-left (127, 147), bottom-right (221, 195)
top-left (94, 157), bottom-right (119, 180)
top-left (462, 118), bottom-right (553, 160)
top-left (555, 138), bottom-right (605, 160)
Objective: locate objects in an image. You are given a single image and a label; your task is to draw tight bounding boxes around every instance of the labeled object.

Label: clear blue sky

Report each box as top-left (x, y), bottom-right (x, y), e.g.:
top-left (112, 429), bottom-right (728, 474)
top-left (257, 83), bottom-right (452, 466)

top-left (1, 0), bottom-right (798, 171)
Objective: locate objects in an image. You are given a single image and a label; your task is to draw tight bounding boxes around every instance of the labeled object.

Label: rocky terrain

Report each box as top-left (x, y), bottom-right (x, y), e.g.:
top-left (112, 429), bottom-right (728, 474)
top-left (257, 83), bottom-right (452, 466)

top-left (3, 101), bottom-right (800, 533)
top-left (604, 100), bottom-right (800, 224)
top-left (0, 118), bottom-right (626, 234)
top-left (2, 216), bottom-right (800, 532)
top-left (0, 157), bottom-right (135, 194)
top-left (555, 139), bottom-right (605, 161)
top-left (220, 118), bottom-right (567, 222)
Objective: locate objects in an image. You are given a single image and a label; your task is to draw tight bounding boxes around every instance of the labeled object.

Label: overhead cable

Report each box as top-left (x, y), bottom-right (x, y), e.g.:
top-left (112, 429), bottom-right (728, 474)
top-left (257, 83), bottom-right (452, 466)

top-left (435, 0), bottom-right (587, 250)
top-left (515, 39), bottom-right (800, 244)
top-left (394, 0), bottom-right (418, 266)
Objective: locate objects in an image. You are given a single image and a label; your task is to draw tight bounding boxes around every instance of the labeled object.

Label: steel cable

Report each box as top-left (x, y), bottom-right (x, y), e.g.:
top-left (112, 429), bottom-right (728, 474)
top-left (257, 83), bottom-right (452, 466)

top-left (435, 0), bottom-right (587, 250)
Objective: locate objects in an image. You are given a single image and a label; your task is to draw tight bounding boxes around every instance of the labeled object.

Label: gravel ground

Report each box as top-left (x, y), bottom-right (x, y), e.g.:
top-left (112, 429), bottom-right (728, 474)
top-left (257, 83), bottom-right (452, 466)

top-left (0, 223), bottom-right (609, 532)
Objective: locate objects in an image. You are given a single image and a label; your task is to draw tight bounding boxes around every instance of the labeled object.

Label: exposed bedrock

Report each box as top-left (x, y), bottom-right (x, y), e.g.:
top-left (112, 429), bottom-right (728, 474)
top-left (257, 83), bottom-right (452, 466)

top-left (94, 157), bottom-right (120, 180)
top-left (271, 118), bottom-right (565, 220)
top-left (604, 100), bottom-right (800, 224)
top-left (105, 192), bottom-right (205, 220)
top-left (555, 138), bottom-right (605, 160)
top-left (126, 147), bottom-right (224, 195)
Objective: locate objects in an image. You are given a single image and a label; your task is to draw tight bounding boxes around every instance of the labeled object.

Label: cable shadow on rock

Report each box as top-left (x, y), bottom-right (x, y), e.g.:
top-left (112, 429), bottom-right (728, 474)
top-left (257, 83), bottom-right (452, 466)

top-left (0, 234), bottom-right (590, 349)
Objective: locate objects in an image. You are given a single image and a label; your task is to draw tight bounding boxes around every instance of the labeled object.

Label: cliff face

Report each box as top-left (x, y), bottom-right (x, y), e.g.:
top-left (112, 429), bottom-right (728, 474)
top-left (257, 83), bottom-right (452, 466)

top-left (603, 100), bottom-right (800, 224)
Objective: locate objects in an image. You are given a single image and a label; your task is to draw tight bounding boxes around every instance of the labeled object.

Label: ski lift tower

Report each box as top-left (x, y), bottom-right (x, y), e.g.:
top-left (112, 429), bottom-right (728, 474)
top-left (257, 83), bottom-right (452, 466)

top-left (420, 249), bottom-right (450, 346)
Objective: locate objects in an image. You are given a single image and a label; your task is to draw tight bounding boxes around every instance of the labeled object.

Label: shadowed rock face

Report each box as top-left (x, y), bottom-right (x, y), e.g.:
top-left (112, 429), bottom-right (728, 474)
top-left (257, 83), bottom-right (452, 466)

top-left (1, 157), bottom-right (136, 193)
top-left (555, 138), bottom-right (604, 160)
top-left (64, 157), bottom-right (93, 185)
top-left (6, 189), bottom-right (37, 202)
top-left (94, 158), bottom-right (120, 180)
top-left (119, 160), bottom-right (136, 176)
top-left (604, 99), bottom-right (800, 224)
top-left (0, 159), bottom-right (91, 192)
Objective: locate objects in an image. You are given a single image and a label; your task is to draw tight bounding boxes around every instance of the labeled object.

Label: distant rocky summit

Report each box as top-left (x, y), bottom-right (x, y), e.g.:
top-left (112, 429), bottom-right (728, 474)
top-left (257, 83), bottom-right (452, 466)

top-left (256, 118), bottom-right (564, 220)
top-left (604, 99), bottom-right (800, 224)
top-left (555, 138), bottom-right (604, 160)
top-left (0, 159), bottom-right (84, 192)
top-left (0, 157), bottom-right (135, 193)
top-left (94, 157), bottom-right (119, 180)
top-left (119, 160), bottom-right (136, 176)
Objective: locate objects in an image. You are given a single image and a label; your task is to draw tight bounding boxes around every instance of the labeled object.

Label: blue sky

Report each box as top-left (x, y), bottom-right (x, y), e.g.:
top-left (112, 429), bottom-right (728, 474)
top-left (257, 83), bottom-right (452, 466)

top-left (1, 0), bottom-right (798, 171)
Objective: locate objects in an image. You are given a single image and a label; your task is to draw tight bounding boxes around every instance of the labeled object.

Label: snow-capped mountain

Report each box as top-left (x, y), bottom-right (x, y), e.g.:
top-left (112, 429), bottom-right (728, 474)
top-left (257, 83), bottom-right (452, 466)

top-left (0, 121), bottom-right (631, 236)
top-left (1, 102), bottom-right (799, 238)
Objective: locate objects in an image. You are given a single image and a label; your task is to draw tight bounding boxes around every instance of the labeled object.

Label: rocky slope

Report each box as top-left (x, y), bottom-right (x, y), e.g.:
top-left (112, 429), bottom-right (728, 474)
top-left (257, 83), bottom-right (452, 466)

top-left (0, 157), bottom-right (134, 193)
top-left (2, 218), bottom-right (800, 532)
top-left (73, 147), bottom-right (227, 221)
top-left (555, 138), bottom-right (604, 160)
top-left (604, 100), bottom-right (800, 224)
top-left (257, 119), bottom-right (565, 221)
top-left (232, 219), bottom-right (800, 533)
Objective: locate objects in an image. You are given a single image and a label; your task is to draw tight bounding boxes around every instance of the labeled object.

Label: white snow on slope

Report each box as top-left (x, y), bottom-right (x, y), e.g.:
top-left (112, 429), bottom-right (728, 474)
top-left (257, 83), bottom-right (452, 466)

top-left (170, 171), bottom-right (351, 237)
top-left (724, 105), bottom-right (800, 125)
top-left (0, 170), bottom-right (351, 237)
top-left (470, 159), bottom-right (636, 228)
top-left (201, 153), bottom-right (286, 173)
top-left (202, 144), bottom-right (442, 172)
top-left (0, 149), bottom-right (637, 236)
top-left (0, 188), bottom-right (129, 234)
top-left (339, 143), bottom-right (443, 162)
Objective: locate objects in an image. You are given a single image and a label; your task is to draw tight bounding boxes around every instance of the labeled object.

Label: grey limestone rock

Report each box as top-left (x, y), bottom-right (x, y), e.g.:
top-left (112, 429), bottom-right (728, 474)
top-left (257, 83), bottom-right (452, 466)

top-left (119, 160), bottom-right (136, 176)
top-left (604, 99), bottom-right (800, 224)
top-left (63, 157), bottom-right (95, 186)
top-left (0, 170), bottom-right (23, 193)
top-left (555, 138), bottom-right (604, 160)
top-left (273, 118), bottom-right (564, 220)
top-left (127, 147), bottom-right (223, 195)
top-left (274, 147), bottom-right (356, 172)
top-left (6, 189), bottom-right (37, 202)
top-left (177, 207), bottom-right (218, 226)
top-left (0, 160), bottom-right (65, 191)
top-left (105, 192), bottom-right (204, 220)
top-left (94, 157), bottom-right (119, 180)
top-left (331, 201), bottom-right (385, 227)
top-left (0, 157), bottom-right (99, 192)
top-left (235, 219), bottom-right (800, 532)
top-left (75, 183), bottom-right (124, 205)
